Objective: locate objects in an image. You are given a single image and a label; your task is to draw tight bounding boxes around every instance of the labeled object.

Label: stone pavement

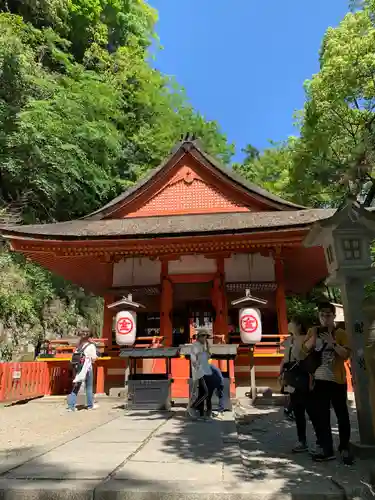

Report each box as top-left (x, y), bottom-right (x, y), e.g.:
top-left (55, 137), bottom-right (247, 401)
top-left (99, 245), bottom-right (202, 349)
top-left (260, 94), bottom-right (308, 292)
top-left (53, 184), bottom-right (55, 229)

top-left (0, 408), bottom-right (248, 500)
top-left (0, 401), bottom-right (374, 500)
top-left (236, 395), bottom-right (375, 500)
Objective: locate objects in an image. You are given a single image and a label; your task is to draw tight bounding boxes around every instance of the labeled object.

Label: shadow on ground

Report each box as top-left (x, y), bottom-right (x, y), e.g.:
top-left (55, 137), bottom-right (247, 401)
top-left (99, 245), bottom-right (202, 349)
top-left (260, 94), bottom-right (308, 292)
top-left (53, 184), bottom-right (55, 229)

top-left (0, 443), bottom-right (177, 500)
top-left (1, 398), bottom-right (374, 499)
top-left (125, 407), bottom-right (246, 483)
top-left (127, 401), bottom-right (374, 499)
top-left (234, 400), bottom-right (374, 499)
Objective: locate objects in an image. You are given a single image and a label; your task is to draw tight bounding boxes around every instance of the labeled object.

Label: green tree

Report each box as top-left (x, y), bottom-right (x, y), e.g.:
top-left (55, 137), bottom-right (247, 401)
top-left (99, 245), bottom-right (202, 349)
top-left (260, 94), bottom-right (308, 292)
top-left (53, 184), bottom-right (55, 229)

top-left (290, 3), bottom-right (375, 206)
top-left (233, 139), bottom-right (298, 203)
top-left (0, 1), bottom-right (234, 358)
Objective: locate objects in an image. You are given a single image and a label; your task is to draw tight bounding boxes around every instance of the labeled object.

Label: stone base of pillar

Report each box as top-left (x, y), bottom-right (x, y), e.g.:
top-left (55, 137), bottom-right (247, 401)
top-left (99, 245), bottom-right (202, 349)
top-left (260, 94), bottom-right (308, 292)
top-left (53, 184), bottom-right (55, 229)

top-left (351, 441), bottom-right (375, 459)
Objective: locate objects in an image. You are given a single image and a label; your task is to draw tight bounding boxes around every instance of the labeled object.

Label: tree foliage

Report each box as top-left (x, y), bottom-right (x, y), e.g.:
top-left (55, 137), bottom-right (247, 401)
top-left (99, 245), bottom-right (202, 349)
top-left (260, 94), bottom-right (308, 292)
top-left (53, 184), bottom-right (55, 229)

top-left (0, 1), bottom-right (232, 358)
top-left (237, 1), bottom-right (375, 209)
top-left (291, 2), bottom-right (375, 206)
top-left (233, 139), bottom-right (299, 204)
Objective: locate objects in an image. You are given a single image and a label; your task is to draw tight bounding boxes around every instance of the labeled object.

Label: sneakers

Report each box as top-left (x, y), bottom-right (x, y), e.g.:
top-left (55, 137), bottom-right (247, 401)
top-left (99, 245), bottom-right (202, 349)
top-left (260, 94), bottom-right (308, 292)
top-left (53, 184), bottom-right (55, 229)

top-left (312, 451), bottom-right (336, 462)
top-left (284, 408), bottom-right (295, 421)
top-left (87, 404), bottom-right (99, 410)
top-left (187, 407), bottom-right (198, 419)
top-left (309, 442), bottom-right (323, 456)
top-left (212, 411), bottom-right (225, 420)
top-left (292, 442), bottom-right (308, 453)
top-left (196, 415), bottom-right (213, 422)
top-left (340, 449), bottom-right (354, 465)
top-left (66, 407), bottom-right (76, 412)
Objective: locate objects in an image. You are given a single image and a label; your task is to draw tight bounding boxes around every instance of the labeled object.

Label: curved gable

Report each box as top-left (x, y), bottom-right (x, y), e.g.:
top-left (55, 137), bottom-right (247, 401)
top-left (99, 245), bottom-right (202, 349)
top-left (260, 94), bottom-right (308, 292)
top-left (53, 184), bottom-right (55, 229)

top-left (85, 139), bottom-right (304, 221)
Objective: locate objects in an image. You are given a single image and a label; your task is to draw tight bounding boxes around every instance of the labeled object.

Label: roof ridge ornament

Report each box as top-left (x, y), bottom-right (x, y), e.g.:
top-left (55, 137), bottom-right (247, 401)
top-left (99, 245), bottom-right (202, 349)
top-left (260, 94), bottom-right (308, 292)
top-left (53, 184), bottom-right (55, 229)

top-left (181, 132), bottom-right (197, 142)
top-left (170, 133), bottom-right (204, 155)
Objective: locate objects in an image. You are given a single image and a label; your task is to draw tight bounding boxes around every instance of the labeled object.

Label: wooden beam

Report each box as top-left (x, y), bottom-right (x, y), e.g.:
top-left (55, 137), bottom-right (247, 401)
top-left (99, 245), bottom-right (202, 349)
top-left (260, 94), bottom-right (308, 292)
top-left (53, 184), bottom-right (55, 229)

top-left (168, 273), bottom-right (215, 284)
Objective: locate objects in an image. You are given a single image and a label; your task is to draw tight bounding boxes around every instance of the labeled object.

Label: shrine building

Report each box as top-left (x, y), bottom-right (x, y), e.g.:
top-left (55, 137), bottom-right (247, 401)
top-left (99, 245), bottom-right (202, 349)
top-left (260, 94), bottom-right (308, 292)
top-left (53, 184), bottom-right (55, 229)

top-left (0, 137), bottom-right (334, 395)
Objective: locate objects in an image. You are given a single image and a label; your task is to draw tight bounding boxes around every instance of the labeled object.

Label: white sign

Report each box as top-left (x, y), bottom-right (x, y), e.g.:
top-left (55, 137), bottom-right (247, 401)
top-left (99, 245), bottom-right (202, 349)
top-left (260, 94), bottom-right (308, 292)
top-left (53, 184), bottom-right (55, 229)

top-left (239, 307), bottom-right (262, 344)
top-left (12, 370), bottom-right (21, 380)
top-left (115, 310), bottom-right (136, 346)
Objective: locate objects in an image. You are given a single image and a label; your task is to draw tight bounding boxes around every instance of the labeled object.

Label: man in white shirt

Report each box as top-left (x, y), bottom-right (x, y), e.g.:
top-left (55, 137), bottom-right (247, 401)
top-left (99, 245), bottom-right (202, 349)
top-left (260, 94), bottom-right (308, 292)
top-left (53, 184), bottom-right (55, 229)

top-left (188, 329), bottom-right (214, 420)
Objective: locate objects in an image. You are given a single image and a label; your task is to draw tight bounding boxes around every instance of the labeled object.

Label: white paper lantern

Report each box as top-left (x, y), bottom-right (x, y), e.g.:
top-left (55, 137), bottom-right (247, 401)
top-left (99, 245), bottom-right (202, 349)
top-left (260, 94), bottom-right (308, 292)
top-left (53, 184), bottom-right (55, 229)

top-left (115, 310), bottom-right (136, 346)
top-left (239, 307), bottom-right (262, 344)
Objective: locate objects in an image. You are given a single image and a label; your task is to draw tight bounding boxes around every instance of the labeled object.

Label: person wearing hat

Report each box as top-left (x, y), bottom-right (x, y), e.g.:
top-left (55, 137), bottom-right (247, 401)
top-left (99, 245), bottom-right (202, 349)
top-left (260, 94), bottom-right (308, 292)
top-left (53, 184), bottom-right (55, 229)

top-left (188, 328), bottom-right (215, 420)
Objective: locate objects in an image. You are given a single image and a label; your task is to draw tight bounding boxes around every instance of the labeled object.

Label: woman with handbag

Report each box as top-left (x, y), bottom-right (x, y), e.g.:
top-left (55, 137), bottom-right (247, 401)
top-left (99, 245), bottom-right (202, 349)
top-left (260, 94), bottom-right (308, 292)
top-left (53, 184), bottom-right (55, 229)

top-left (280, 317), bottom-right (315, 453)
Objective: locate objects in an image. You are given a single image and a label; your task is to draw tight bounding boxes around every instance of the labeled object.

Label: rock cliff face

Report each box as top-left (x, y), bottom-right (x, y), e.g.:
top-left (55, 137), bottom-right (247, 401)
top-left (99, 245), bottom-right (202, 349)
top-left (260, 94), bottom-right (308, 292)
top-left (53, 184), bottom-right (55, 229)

top-left (0, 320), bottom-right (38, 361)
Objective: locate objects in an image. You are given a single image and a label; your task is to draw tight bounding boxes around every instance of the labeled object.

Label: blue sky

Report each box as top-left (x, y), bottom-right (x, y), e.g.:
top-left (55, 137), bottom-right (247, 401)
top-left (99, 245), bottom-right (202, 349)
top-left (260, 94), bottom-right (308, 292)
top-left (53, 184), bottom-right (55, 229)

top-left (149, 0), bottom-right (349, 161)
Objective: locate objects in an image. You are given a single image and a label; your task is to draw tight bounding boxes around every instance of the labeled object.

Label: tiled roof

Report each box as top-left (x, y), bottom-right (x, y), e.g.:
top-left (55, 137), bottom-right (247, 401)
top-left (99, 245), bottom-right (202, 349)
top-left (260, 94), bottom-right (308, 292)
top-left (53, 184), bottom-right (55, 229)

top-left (1, 209), bottom-right (335, 241)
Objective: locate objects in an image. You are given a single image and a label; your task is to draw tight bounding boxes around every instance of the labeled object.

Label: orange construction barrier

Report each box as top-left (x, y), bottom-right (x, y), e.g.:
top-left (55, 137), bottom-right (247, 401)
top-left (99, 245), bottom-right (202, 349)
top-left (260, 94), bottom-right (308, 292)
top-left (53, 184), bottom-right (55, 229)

top-left (0, 362), bottom-right (49, 403)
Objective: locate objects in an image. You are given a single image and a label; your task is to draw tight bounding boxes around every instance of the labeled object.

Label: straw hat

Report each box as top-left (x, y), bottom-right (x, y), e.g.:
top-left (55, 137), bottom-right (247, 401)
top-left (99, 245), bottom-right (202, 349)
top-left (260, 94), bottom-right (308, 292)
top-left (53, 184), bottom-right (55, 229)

top-left (196, 328), bottom-right (212, 339)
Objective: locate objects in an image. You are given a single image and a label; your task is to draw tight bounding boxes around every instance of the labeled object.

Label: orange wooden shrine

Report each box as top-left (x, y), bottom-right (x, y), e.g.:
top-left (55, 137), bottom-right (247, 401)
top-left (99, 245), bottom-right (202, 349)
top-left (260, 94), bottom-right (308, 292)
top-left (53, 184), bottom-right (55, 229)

top-left (1, 137), bottom-right (336, 399)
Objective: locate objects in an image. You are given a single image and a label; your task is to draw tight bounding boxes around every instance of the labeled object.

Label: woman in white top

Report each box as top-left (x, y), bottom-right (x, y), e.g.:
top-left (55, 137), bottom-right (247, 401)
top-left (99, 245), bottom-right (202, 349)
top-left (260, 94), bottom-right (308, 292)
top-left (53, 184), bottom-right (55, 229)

top-left (67, 329), bottom-right (98, 412)
top-left (188, 328), bottom-right (214, 420)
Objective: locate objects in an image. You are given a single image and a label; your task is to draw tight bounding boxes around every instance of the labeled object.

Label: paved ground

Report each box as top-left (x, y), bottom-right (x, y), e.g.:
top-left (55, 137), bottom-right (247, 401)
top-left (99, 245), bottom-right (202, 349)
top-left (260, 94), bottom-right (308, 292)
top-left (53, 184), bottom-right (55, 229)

top-left (236, 394), bottom-right (375, 500)
top-left (0, 398), bottom-right (124, 473)
top-left (0, 397), bottom-right (374, 500)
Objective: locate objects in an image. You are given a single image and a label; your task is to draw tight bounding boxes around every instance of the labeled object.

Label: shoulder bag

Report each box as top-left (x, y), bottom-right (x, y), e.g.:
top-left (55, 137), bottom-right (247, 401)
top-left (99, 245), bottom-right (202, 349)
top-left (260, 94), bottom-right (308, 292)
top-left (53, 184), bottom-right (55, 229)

top-left (282, 340), bottom-right (310, 392)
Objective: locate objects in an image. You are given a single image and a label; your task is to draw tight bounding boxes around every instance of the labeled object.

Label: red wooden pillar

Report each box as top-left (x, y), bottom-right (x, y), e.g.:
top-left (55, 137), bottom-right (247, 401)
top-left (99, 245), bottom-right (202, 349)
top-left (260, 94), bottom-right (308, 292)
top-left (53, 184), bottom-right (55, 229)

top-left (98, 294), bottom-right (114, 395)
top-left (274, 252), bottom-right (288, 342)
top-left (160, 261), bottom-right (173, 346)
top-left (96, 364), bottom-right (105, 395)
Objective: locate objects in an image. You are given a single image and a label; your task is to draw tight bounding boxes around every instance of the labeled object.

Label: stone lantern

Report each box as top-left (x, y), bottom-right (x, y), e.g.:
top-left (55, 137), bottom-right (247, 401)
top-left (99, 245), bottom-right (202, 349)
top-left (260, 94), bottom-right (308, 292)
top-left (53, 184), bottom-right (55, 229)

top-left (304, 199), bottom-right (375, 450)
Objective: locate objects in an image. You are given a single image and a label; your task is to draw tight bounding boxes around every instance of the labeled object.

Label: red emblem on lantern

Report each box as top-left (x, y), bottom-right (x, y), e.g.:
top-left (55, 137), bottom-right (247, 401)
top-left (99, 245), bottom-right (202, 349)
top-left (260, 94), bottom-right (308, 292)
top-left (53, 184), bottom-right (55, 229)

top-left (240, 314), bottom-right (258, 334)
top-left (116, 317), bottom-right (134, 335)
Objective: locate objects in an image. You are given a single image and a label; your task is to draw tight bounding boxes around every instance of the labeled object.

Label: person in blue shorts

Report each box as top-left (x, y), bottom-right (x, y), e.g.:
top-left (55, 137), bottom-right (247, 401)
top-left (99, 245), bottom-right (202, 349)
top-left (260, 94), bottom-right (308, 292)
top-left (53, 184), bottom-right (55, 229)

top-left (210, 363), bottom-right (225, 415)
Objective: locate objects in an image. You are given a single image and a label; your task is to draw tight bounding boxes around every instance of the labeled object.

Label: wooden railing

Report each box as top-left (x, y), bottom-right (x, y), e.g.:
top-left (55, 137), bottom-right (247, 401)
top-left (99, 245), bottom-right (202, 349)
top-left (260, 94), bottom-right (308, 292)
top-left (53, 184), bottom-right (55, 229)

top-left (45, 338), bottom-right (108, 357)
top-left (0, 362), bottom-right (49, 403)
top-left (229, 334), bottom-right (285, 354)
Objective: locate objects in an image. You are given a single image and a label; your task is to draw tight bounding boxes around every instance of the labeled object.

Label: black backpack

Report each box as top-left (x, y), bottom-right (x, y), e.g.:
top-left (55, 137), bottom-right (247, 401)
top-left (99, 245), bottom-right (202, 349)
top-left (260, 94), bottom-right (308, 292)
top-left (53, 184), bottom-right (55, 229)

top-left (70, 342), bottom-right (91, 371)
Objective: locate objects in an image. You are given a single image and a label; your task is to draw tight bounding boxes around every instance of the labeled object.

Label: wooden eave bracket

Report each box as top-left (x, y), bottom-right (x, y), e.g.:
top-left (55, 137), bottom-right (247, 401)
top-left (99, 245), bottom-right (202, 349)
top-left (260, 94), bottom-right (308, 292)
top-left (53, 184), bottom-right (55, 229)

top-left (231, 288), bottom-right (268, 308)
top-left (107, 294), bottom-right (146, 311)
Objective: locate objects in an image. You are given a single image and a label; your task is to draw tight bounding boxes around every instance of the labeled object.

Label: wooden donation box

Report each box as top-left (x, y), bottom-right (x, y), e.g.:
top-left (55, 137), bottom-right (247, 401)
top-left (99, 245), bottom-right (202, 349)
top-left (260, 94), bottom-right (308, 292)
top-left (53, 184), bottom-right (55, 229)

top-left (119, 347), bottom-right (180, 411)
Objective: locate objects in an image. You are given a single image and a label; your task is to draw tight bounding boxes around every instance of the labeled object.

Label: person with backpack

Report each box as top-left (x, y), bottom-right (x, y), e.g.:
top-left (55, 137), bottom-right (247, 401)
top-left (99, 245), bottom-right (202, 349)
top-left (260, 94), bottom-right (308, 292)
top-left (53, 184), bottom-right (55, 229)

top-left (299, 302), bottom-right (353, 464)
top-left (67, 329), bottom-right (98, 412)
top-left (280, 317), bottom-right (317, 453)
